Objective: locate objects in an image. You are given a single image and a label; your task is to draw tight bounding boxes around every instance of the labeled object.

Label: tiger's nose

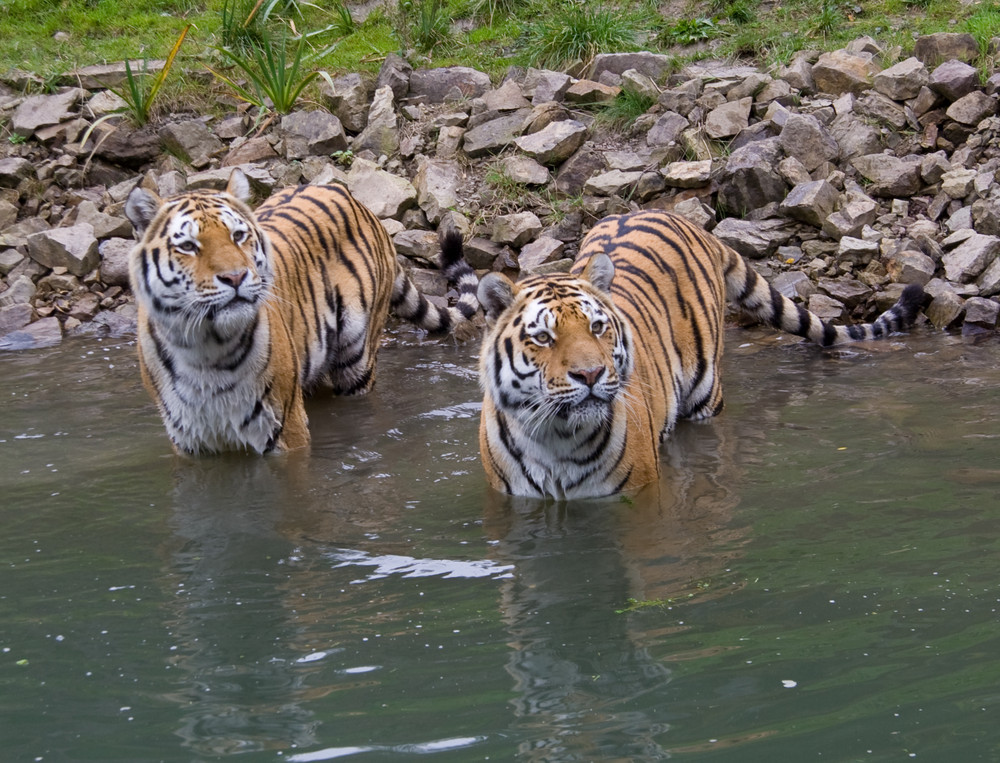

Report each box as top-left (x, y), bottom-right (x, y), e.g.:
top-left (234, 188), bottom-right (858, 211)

top-left (569, 366), bottom-right (604, 388)
top-left (217, 269), bottom-right (249, 289)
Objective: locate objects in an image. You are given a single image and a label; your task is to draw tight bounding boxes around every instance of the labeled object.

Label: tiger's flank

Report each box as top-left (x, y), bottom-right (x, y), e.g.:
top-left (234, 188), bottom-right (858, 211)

top-left (124, 168), bottom-right (479, 455)
top-left (477, 209), bottom-right (924, 500)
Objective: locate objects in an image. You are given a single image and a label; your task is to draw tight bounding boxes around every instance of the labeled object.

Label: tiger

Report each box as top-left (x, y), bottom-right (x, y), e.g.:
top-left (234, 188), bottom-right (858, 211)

top-left (477, 209), bottom-right (924, 499)
top-left (124, 168), bottom-right (479, 456)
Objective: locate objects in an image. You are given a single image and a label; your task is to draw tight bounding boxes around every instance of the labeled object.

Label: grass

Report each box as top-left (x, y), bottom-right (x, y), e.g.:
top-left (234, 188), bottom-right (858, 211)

top-left (0, 0), bottom-right (997, 114)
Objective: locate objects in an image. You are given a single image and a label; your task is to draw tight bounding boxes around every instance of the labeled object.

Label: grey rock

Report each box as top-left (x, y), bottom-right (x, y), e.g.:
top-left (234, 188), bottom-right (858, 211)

top-left (499, 155), bottom-right (550, 185)
top-left (828, 112), bottom-right (882, 160)
top-left (823, 198), bottom-right (879, 239)
top-left (778, 113), bottom-right (839, 171)
top-left (929, 59), bottom-right (979, 102)
top-left (564, 79), bottom-right (619, 105)
top-left (376, 53), bottom-right (412, 101)
top-left (463, 110), bottom-right (529, 158)
top-left (914, 33), bottom-right (980, 66)
top-left (0, 303), bottom-right (34, 336)
top-left (712, 217), bottom-right (796, 258)
top-left (281, 110), bottom-right (349, 159)
top-left (346, 159), bottom-right (416, 220)
top-left (492, 212), bottom-right (542, 247)
top-left (818, 277), bottom-right (872, 308)
top-left (717, 138), bottom-right (787, 215)
top-left (873, 57), bottom-right (929, 101)
top-left (590, 52), bottom-right (673, 83)
top-left (518, 236), bottom-right (565, 272)
top-left (942, 233), bottom-right (1000, 282)
top-left (963, 296), bottom-right (1000, 327)
top-left (553, 146), bottom-right (606, 196)
top-left (409, 66), bottom-right (491, 103)
top-left (321, 72), bottom-right (371, 133)
top-left (353, 86), bottom-right (399, 157)
top-left (705, 97), bottom-right (752, 139)
top-left (851, 154), bottom-right (922, 197)
top-left (812, 50), bottom-right (879, 96)
top-left (10, 88), bottom-right (85, 138)
top-left (0, 157), bottom-right (33, 188)
top-left (513, 119), bottom-right (587, 165)
top-left (976, 257), bottom-right (1000, 297)
top-left (658, 79), bottom-right (700, 116)
top-left (584, 169), bottom-right (644, 197)
top-left (926, 290), bottom-right (965, 328)
top-left (393, 230), bottom-right (440, 264)
top-left (26, 223), bottom-right (99, 276)
top-left (945, 91), bottom-right (997, 126)
top-left (72, 200), bottom-right (131, 239)
top-left (808, 293), bottom-right (846, 321)
top-left (0, 275), bottom-right (36, 307)
top-left (61, 60), bottom-right (164, 89)
top-left (158, 120), bottom-right (223, 168)
top-left (661, 160), bottom-right (712, 188)
top-left (99, 238), bottom-right (133, 287)
top-left (836, 236), bottom-right (880, 266)
top-left (646, 111), bottom-right (689, 147)
top-left (884, 249), bottom-right (936, 286)
top-left (669, 198), bottom-right (716, 229)
top-left (772, 270), bottom-right (816, 301)
top-left (777, 54), bottom-right (816, 94)
top-left (0, 316), bottom-right (62, 350)
top-left (525, 69), bottom-right (572, 103)
top-left (620, 69), bottom-right (660, 101)
top-left (780, 179), bottom-right (839, 227)
top-left (482, 79), bottom-right (531, 111)
top-left (414, 159), bottom-right (463, 225)
top-left (854, 91), bottom-right (908, 129)
top-left (0, 249), bottom-right (24, 275)
top-left (90, 123), bottom-right (162, 168)
top-left (941, 167), bottom-right (977, 199)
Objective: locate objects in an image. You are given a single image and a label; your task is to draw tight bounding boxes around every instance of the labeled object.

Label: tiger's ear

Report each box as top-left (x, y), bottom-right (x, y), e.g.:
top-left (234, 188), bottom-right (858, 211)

top-left (124, 183), bottom-right (163, 239)
top-left (226, 168), bottom-right (251, 202)
top-left (581, 253), bottom-right (615, 294)
top-left (478, 273), bottom-right (516, 323)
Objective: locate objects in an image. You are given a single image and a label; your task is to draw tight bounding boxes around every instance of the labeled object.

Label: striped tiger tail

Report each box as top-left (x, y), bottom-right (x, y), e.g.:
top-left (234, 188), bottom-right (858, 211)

top-left (721, 246), bottom-right (925, 346)
top-left (391, 228), bottom-right (480, 332)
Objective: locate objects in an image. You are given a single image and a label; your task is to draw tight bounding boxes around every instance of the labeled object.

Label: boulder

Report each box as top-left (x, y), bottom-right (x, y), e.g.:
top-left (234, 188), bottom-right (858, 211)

top-left (513, 119), bottom-right (588, 165)
top-left (10, 87), bottom-right (86, 138)
top-left (779, 179), bottom-right (839, 227)
top-left (280, 110), bottom-right (349, 158)
top-left (321, 72), bottom-right (371, 132)
top-left (851, 154), bottom-right (922, 197)
top-left (413, 159), bottom-right (464, 225)
top-left (914, 33), bottom-right (980, 66)
top-left (409, 66), bottom-right (491, 103)
top-left (158, 120), bottom-right (223, 168)
top-left (353, 86), bottom-right (398, 157)
top-left (492, 212), bottom-right (542, 247)
top-left (463, 110), bottom-right (529, 158)
top-left (812, 50), bottom-right (879, 96)
top-left (26, 224), bottom-right (99, 276)
top-left (346, 159), bottom-right (416, 220)
top-left (929, 59), bottom-right (979, 102)
top-left (873, 57), bottom-right (929, 101)
top-left (778, 113), bottom-right (839, 171)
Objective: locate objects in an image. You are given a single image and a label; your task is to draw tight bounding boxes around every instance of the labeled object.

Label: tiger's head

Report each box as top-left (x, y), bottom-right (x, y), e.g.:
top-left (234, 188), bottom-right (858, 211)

top-left (124, 169), bottom-right (272, 337)
top-left (477, 254), bottom-right (634, 431)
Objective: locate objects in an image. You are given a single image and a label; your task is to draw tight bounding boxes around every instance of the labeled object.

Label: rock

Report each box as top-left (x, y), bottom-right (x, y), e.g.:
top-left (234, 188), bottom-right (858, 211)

top-left (376, 53), bottom-right (412, 101)
top-left (717, 138), bottom-right (787, 215)
top-left (591, 52), bottom-right (673, 82)
top-left (0, 303), bottom-right (34, 335)
top-left (669, 198), bottom-right (715, 229)
top-left (658, 80), bottom-right (700, 116)
top-left (873, 57), bottom-right (929, 101)
top-left (90, 123), bottom-right (162, 168)
top-left (482, 79), bottom-right (531, 111)
top-left (346, 158), bottom-right (416, 220)
top-left (818, 277), bottom-right (872, 308)
top-left (99, 238), bottom-right (133, 287)
top-left (661, 160), bottom-right (712, 188)
top-left (945, 91), bottom-right (997, 126)
top-left (712, 217), bottom-right (795, 258)
top-left (780, 179), bottom-right (839, 227)
top-left (26, 224), bottom-right (99, 276)
top-left (0, 250), bottom-right (24, 275)
top-left (926, 290), bottom-right (965, 328)
top-left (463, 110), bottom-right (529, 158)
top-left (941, 167), bottom-right (977, 199)
top-left (72, 200), bottom-right (131, 239)
top-left (0, 316), bottom-right (62, 350)
top-left (492, 212), bottom-right (542, 247)
top-left (941, 233), bottom-right (1000, 282)
top-left (10, 87), bottom-right (85, 138)
top-left (778, 113), bottom-right (839, 171)
top-left (854, 91), bottom-right (908, 129)
top-left (60, 60), bottom-right (164, 89)
top-left (0, 275), bottom-right (36, 308)
top-left (621, 69), bottom-right (660, 100)
top-left (513, 119), bottom-right (588, 165)
top-left (836, 236), bottom-right (880, 266)
top-left (914, 33), bottom-right (980, 66)
top-left (884, 249), bottom-right (936, 286)
top-left (772, 270), bottom-right (815, 301)
top-left (564, 79), bottom-right (619, 105)
top-left (499, 155), bottom-right (550, 185)
top-left (646, 111), bottom-right (689, 147)
top-left (808, 293), bottom-right (846, 321)
top-left (281, 110), bottom-right (348, 159)
top-left (851, 154), bottom-right (922, 197)
top-left (0, 157), bottom-right (33, 188)
top-left (553, 146), bottom-right (606, 196)
top-left (158, 120), bottom-right (223, 168)
top-left (525, 69), bottom-right (573, 103)
top-left (321, 72), bottom-right (371, 132)
top-left (812, 50), bottom-right (879, 96)
top-left (929, 59), bottom-right (979, 102)
top-left (705, 97), bottom-right (752, 139)
top-left (353, 86), bottom-right (398, 156)
top-left (222, 136), bottom-right (279, 167)
top-left (413, 158), bottom-right (463, 225)
top-left (962, 296), bottom-right (999, 327)
top-left (409, 66), bottom-right (491, 103)
top-left (517, 236), bottom-right (565, 272)
top-left (393, 230), bottom-right (439, 263)
top-left (829, 112), bottom-right (882, 160)
top-left (584, 169), bottom-right (644, 196)
top-left (976, 256), bottom-right (1000, 297)
top-left (823, 199), bottom-right (878, 239)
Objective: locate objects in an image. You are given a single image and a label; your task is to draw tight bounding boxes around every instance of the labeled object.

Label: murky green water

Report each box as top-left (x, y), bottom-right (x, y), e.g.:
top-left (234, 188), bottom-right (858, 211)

top-left (2, 325), bottom-right (999, 762)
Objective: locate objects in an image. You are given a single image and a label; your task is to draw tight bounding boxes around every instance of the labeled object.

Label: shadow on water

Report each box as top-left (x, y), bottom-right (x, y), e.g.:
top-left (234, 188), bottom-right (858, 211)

top-left (4, 329), bottom-right (1000, 760)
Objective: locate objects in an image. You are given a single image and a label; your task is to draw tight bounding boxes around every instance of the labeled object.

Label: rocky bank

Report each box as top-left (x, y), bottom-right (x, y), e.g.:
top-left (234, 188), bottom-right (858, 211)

top-left (3, 31), bottom-right (1000, 351)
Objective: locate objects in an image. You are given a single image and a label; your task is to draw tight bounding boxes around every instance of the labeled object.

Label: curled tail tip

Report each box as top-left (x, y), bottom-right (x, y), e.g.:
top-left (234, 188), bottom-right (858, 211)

top-left (438, 227), bottom-right (465, 269)
top-left (897, 282), bottom-right (926, 325)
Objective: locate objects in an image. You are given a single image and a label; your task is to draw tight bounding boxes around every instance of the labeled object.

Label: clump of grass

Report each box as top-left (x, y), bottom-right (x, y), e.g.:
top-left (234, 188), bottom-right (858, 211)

top-left (965, 1), bottom-right (1000, 51)
top-left (657, 16), bottom-right (723, 46)
top-left (469, 0), bottom-right (531, 25)
top-left (522, 2), bottom-right (640, 71)
top-left (210, 30), bottom-right (318, 115)
top-left (106, 24), bottom-right (190, 127)
top-left (594, 89), bottom-right (656, 131)
top-left (394, 0), bottom-right (451, 53)
top-left (810, 0), bottom-right (844, 39)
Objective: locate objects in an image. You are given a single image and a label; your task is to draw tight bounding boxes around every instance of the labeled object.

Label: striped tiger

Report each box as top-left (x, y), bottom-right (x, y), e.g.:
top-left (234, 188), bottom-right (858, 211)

top-left (477, 209), bottom-right (924, 499)
top-left (124, 168), bottom-right (478, 455)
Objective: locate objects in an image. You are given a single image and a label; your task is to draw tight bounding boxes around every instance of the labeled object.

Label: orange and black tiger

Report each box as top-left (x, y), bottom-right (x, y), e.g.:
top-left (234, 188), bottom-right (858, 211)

top-left (477, 209), bottom-right (924, 499)
top-left (124, 168), bottom-right (478, 455)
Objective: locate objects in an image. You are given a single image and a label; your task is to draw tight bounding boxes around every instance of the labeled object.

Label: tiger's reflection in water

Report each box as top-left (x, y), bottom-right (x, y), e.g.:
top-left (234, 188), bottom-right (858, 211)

top-left (483, 419), bottom-right (751, 761)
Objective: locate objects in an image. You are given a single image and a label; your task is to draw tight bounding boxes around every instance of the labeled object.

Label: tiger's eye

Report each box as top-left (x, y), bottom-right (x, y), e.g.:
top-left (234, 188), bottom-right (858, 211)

top-left (592, 320), bottom-right (607, 336)
top-left (532, 331), bottom-right (553, 346)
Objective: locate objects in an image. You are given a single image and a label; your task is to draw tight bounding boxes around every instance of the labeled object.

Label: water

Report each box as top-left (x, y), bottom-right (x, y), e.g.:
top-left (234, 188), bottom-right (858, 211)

top-left (1, 325), bottom-right (999, 762)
